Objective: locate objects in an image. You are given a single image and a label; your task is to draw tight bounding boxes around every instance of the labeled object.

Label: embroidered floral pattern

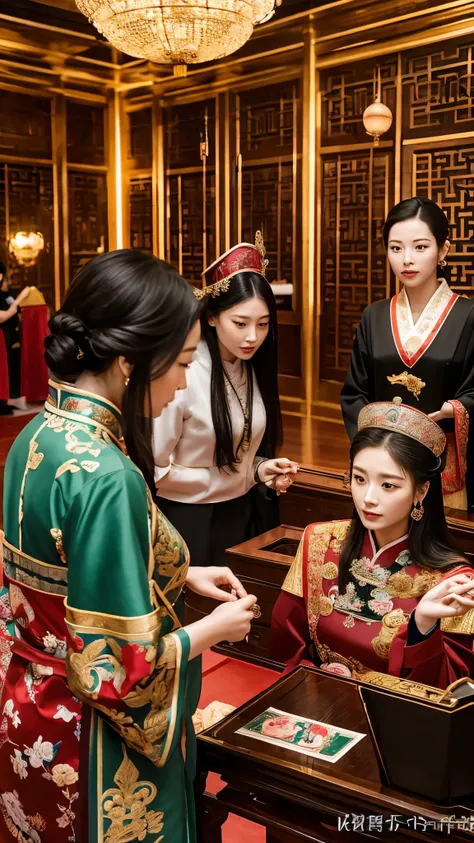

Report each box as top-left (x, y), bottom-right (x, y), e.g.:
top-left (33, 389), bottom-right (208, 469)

top-left (102, 746), bottom-right (164, 843)
top-left (0, 790), bottom-right (46, 843)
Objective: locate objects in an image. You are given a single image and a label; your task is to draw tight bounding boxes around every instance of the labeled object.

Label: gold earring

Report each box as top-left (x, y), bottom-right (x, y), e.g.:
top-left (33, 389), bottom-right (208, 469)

top-left (439, 259), bottom-right (447, 268)
top-left (410, 501), bottom-right (424, 521)
top-left (124, 377), bottom-right (130, 387)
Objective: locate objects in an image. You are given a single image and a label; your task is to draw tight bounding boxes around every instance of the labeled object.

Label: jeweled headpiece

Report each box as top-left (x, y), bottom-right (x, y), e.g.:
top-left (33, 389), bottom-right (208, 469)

top-left (194, 231), bottom-right (269, 301)
top-left (358, 397), bottom-right (446, 458)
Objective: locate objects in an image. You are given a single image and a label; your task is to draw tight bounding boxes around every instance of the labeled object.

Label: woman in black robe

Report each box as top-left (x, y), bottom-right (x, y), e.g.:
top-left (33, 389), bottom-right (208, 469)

top-left (341, 197), bottom-right (474, 510)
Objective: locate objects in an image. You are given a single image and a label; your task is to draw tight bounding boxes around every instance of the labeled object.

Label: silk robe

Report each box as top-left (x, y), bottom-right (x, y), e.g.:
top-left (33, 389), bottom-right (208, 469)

top-left (270, 520), bottom-right (474, 690)
top-left (341, 281), bottom-right (474, 509)
top-left (0, 381), bottom-right (201, 843)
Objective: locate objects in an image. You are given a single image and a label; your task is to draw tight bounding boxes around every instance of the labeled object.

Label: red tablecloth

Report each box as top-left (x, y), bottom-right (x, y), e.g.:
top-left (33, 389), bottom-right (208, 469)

top-left (21, 305), bottom-right (49, 403)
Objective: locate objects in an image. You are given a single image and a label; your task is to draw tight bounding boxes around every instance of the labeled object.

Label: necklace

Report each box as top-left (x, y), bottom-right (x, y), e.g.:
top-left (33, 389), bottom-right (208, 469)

top-left (223, 364), bottom-right (252, 455)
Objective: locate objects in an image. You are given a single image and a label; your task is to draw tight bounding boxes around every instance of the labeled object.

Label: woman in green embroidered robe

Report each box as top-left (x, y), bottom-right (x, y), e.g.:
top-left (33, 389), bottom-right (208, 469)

top-left (0, 250), bottom-right (256, 843)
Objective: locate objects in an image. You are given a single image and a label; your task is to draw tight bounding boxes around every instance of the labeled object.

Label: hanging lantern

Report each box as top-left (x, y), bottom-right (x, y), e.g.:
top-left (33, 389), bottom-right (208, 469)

top-left (363, 96), bottom-right (393, 146)
top-left (9, 232), bottom-right (45, 267)
top-left (75, 0), bottom-right (282, 77)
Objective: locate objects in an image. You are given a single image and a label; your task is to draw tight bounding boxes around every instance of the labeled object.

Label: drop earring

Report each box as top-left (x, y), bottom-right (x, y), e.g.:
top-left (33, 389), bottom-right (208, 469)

top-left (410, 501), bottom-right (424, 521)
top-left (438, 259), bottom-right (447, 268)
top-left (124, 377), bottom-right (130, 387)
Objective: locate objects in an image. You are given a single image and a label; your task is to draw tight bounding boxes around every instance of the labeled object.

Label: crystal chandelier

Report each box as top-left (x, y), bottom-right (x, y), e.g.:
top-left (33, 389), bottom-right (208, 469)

top-left (9, 232), bottom-right (45, 267)
top-left (75, 0), bottom-right (281, 76)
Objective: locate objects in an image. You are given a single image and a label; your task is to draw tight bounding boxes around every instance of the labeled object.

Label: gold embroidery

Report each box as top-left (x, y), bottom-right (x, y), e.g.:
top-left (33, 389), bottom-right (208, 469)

top-left (66, 634), bottom-right (179, 765)
top-left (358, 670), bottom-right (456, 704)
top-left (385, 569), bottom-right (442, 599)
top-left (371, 608), bottom-right (409, 661)
top-left (65, 427), bottom-right (102, 457)
top-left (81, 460), bottom-right (100, 472)
top-left (308, 594), bottom-right (333, 617)
top-left (395, 280), bottom-right (455, 364)
top-left (387, 371), bottom-right (426, 400)
top-left (281, 541), bottom-right (303, 597)
top-left (27, 441), bottom-right (44, 470)
top-left (441, 609), bottom-right (474, 635)
top-left (321, 562), bottom-right (338, 580)
top-left (331, 521), bottom-right (351, 542)
top-left (102, 744), bottom-right (164, 843)
top-left (306, 522), bottom-right (335, 648)
top-left (55, 459), bottom-right (81, 479)
top-left (65, 601), bottom-right (162, 636)
top-left (50, 528), bottom-right (67, 564)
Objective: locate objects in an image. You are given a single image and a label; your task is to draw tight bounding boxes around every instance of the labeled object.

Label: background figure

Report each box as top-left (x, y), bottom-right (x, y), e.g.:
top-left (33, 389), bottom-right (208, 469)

top-left (341, 197), bottom-right (474, 510)
top-left (153, 238), bottom-right (298, 566)
top-left (0, 262), bottom-right (30, 415)
top-left (271, 401), bottom-right (474, 689)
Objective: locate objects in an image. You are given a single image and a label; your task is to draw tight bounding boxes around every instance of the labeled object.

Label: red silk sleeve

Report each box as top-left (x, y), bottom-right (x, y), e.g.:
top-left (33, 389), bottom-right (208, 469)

top-left (270, 591), bottom-right (314, 673)
top-left (389, 623), bottom-right (474, 688)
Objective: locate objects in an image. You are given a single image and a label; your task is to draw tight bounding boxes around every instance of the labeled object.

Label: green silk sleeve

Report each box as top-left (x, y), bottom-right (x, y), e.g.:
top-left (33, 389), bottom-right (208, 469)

top-left (63, 467), bottom-right (191, 767)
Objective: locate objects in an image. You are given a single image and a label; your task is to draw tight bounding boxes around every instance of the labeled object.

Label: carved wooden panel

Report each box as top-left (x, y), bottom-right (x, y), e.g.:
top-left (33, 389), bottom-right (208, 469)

top-left (68, 171), bottom-right (108, 279)
top-left (127, 107), bottom-right (152, 170)
top-left (168, 171), bottom-right (215, 281)
top-left (320, 150), bottom-right (393, 381)
top-left (241, 162), bottom-right (293, 284)
top-left (321, 59), bottom-right (397, 145)
top-left (0, 164), bottom-right (55, 305)
top-left (66, 102), bottom-right (105, 166)
top-left (403, 43), bottom-right (474, 139)
top-left (411, 144), bottom-right (474, 294)
top-left (0, 90), bottom-right (52, 159)
top-left (166, 100), bottom-right (215, 170)
top-left (129, 176), bottom-right (153, 253)
top-left (237, 81), bottom-right (299, 162)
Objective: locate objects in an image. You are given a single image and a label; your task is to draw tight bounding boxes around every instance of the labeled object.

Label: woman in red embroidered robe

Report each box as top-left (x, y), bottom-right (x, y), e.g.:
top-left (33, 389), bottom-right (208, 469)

top-left (271, 401), bottom-right (474, 689)
top-left (341, 197), bottom-right (474, 510)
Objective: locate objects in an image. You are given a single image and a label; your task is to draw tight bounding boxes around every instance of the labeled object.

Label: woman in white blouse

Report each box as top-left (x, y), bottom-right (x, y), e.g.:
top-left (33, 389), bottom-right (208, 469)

top-left (153, 235), bottom-right (298, 566)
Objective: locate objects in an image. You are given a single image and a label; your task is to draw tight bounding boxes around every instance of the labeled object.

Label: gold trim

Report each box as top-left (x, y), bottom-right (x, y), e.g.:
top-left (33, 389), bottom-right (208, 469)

top-left (158, 630), bottom-right (182, 767)
top-left (49, 380), bottom-right (122, 415)
top-left (403, 130), bottom-right (474, 147)
top-left (45, 405), bottom-right (123, 449)
top-left (441, 610), bottom-right (474, 635)
top-left (3, 536), bottom-right (67, 574)
top-left (282, 540), bottom-right (304, 597)
top-left (64, 600), bottom-right (162, 636)
top-left (97, 713), bottom-right (103, 843)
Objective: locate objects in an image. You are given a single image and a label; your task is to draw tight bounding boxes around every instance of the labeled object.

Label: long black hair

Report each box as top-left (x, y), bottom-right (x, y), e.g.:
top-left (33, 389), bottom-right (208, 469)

top-left (200, 271), bottom-right (282, 470)
top-left (44, 249), bottom-right (200, 492)
top-left (338, 427), bottom-right (466, 592)
top-left (382, 197), bottom-right (450, 280)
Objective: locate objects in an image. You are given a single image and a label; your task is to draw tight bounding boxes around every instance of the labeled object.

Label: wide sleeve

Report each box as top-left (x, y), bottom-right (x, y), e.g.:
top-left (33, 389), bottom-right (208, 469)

top-left (452, 307), bottom-right (474, 416)
top-left (63, 469), bottom-right (190, 767)
top-left (340, 308), bottom-right (373, 440)
top-left (153, 392), bottom-right (186, 485)
top-left (389, 611), bottom-right (474, 689)
top-left (270, 539), bottom-right (314, 672)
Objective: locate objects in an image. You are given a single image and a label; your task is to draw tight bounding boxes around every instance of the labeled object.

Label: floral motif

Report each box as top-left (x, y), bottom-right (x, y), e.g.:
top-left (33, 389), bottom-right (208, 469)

top-left (56, 787), bottom-right (78, 833)
top-left (24, 736), bottom-right (54, 769)
top-left (367, 588), bottom-right (393, 617)
top-left (320, 662), bottom-right (352, 678)
top-left (102, 745), bottom-right (164, 843)
top-left (11, 749), bottom-right (28, 780)
top-left (334, 582), bottom-right (365, 614)
top-left (42, 632), bottom-right (67, 659)
top-left (261, 715), bottom-right (298, 740)
top-left (4, 698), bottom-right (21, 728)
top-left (350, 556), bottom-right (390, 588)
top-left (0, 790), bottom-right (44, 843)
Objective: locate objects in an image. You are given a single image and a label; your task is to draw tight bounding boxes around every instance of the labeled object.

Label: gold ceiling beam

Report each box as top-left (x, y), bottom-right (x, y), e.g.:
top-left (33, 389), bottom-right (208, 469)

top-left (0, 12), bottom-right (97, 39)
top-left (316, 16), bottom-right (474, 67)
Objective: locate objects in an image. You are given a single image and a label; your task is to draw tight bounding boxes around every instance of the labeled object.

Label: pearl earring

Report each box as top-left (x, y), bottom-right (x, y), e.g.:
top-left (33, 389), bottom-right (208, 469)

top-left (124, 377), bottom-right (130, 387)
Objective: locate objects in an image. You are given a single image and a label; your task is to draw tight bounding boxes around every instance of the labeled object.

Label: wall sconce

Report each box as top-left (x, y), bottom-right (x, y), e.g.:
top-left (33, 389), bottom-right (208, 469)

top-left (363, 66), bottom-right (393, 146)
top-left (9, 232), bottom-right (45, 267)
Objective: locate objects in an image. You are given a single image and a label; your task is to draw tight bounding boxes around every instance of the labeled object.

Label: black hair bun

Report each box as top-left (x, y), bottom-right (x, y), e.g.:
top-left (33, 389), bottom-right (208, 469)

top-left (44, 312), bottom-right (90, 376)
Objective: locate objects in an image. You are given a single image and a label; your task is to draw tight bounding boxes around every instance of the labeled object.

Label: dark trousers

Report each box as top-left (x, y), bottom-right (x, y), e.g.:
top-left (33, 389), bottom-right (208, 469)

top-left (157, 493), bottom-right (253, 567)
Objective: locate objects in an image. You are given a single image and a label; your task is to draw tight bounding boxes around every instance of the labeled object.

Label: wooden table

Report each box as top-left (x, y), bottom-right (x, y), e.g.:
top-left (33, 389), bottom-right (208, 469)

top-left (196, 667), bottom-right (474, 842)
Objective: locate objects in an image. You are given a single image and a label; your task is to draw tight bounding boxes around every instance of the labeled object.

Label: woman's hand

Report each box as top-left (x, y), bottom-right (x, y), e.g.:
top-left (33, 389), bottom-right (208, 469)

top-left (258, 457), bottom-right (298, 494)
top-left (15, 287), bottom-right (31, 307)
top-left (186, 566), bottom-right (248, 602)
top-left (209, 594), bottom-right (256, 642)
top-left (428, 402), bottom-right (454, 423)
top-left (414, 573), bottom-right (474, 635)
